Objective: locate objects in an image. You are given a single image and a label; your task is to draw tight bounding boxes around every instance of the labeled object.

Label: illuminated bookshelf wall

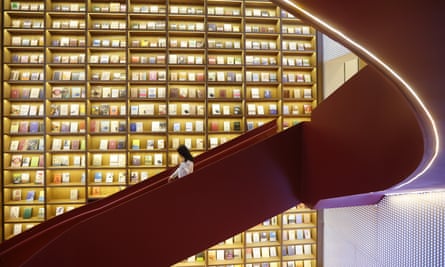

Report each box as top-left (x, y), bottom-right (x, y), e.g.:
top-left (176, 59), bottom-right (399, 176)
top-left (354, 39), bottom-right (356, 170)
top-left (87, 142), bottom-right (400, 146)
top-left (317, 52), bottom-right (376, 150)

top-left (1, 0), bottom-right (319, 265)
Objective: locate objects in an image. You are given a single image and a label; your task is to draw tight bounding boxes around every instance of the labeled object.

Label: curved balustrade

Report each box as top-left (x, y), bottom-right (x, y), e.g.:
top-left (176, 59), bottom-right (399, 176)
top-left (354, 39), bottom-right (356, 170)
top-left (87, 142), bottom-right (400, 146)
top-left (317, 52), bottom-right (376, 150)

top-left (271, 0), bottom-right (440, 207)
top-left (2, 0), bottom-right (443, 265)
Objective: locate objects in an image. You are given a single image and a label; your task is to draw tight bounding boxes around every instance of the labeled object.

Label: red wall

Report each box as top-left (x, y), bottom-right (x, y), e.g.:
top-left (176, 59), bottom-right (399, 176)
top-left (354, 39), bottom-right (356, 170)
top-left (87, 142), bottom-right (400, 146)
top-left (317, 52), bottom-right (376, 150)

top-left (301, 65), bottom-right (424, 207)
top-left (2, 0), bottom-right (443, 264)
top-left (278, 0), bottom-right (445, 194)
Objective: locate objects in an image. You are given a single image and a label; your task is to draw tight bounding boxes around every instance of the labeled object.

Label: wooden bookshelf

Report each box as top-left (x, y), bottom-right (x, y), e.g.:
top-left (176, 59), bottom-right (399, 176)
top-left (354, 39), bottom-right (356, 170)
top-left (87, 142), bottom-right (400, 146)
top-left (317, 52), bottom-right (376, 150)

top-left (1, 0), bottom-right (318, 264)
top-left (173, 204), bottom-right (317, 267)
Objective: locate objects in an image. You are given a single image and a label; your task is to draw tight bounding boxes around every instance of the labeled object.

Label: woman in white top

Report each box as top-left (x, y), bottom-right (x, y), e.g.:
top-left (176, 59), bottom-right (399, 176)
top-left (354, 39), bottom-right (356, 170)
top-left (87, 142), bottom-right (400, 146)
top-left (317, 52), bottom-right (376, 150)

top-left (168, 145), bottom-right (194, 181)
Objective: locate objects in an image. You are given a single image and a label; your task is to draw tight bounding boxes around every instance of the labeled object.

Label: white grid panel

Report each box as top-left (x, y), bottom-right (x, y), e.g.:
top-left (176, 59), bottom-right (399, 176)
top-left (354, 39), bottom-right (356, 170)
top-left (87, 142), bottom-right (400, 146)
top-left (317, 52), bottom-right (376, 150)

top-left (323, 192), bottom-right (445, 266)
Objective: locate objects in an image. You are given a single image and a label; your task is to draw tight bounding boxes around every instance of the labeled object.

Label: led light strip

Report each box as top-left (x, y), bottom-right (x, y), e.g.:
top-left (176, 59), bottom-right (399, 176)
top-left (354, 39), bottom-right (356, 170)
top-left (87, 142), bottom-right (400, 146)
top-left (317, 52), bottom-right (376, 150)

top-left (281, 0), bottom-right (440, 189)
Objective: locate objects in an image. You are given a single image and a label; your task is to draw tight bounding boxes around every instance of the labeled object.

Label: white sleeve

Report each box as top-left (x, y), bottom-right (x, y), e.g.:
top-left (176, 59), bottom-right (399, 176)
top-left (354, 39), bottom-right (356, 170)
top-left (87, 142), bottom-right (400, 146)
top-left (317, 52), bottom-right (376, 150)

top-left (170, 167), bottom-right (179, 178)
top-left (187, 161), bottom-right (194, 174)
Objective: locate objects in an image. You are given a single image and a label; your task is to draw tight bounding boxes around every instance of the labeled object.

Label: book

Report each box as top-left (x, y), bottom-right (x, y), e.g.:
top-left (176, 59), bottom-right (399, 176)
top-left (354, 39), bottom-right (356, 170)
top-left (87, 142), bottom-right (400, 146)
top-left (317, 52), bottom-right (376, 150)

top-left (105, 172), bottom-right (114, 183)
top-left (55, 207), bottom-right (64, 216)
top-left (157, 139), bottom-right (165, 149)
top-left (132, 155), bottom-right (141, 165)
top-left (208, 87), bottom-right (215, 98)
top-left (251, 88), bottom-right (260, 98)
top-left (130, 172), bottom-right (139, 183)
top-left (29, 88), bottom-right (40, 99)
top-left (247, 104), bottom-right (256, 115)
top-left (21, 157), bottom-right (31, 167)
top-left (261, 246), bottom-right (269, 258)
top-left (210, 121), bottom-right (219, 131)
top-left (70, 189), bottom-right (78, 200)
top-left (209, 137), bottom-right (218, 148)
top-left (28, 105), bottom-right (38, 116)
top-left (11, 155), bottom-right (23, 168)
top-left (23, 207), bottom-right (33, 219)
top-left (12, 223), bottom-right (22, 236)
top-left (118, 172), bottom-right (126, 183)
top-left (70, 104), bottom-right (80, 116)
top-left (184, 138), bottom-right (192, 149)
top-left (9, 140), bottom-right (19, 151)
top-left (233, 121), bottom-right (241, 131)
top-left (100, 120), bottom-right (110, 132)
top-left (212, 104), bottom-right (221, 115)
top-left (223, 121), bottom-right (231, 131)
top-left (92, 154), bottom-right (102, 166)
top-left (62, 172), bottom-right (70, 183)
top-left (52, 138), bottom-right (62, 151)
top-left (72, 155), bottom-right (81, 167)
top-left (94, 172), bottom-right (103, 183)
top-left (37, 206), bottom-right (45, 216)
top-left (196, 138), bottom-right (204, 149)
top-left (135, 122), bottom-right (144, 132)
top-left (10, 206), bottom-right (20, 219)
top-left (20, 173), bottom-right (29, 184)
top-left (154, 154), bottom-right (163, 166)
top-left (29, 121), bottom-right (40, 133)
top-left (140, 171), bottom-right (149, 181)
top-left (10, 121), bottom-right (19, 133)
top-left (247, 121), bottom-right (254, 130)
top-left (181, 103), bottom-right (190, 115)
top-left (303, 104), bottom-right (312, 114)
top-left (108, 140), bottom-right (117, 150)
top-left (17, 139), bottom-right (27, 151)
top-left (252, 247), bottom-right (261, 258)
top-left (35, 170), bottom-right (44, 184)
top-left (19, 104), bottom-right (30, 116)
top-left (53, 173), bottom-right (62, 184)
top-left (141, 155), bottom-right (153, 168)
top-left (25, 190), bottom-right (35, 201)
top-left (132, 139), bottom-right (140, 150)
top-left (70, 122), bottom-right (78, 133)
top-left (171, 138), bottom-right (180, 149)
top-left (269, 104), bottom-right (278, 115)
top-left (61, 121), bottom-right (70, 132)
top-left (257, 105), bottom-right (265, 115)
top-left (99, 139), bottom-right (108, 150)
top-left (12, 173), bottom-right (22, 184)
top-left (30, 156), bottom-right (39, 167)
top-left (12, 189), bottom-right (22, 201)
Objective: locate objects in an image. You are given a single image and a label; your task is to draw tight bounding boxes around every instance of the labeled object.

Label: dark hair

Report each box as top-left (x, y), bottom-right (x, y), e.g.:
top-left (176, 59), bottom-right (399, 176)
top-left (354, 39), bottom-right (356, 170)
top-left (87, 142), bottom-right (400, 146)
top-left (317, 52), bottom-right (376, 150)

top-left (177, 145), bottom-right (194, 162)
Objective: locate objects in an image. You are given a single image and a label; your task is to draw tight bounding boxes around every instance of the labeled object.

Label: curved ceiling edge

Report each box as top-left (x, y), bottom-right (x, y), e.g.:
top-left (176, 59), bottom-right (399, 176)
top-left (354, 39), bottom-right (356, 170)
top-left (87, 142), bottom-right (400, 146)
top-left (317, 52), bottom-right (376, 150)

top-left (271, 0), bottom-right (440, 193)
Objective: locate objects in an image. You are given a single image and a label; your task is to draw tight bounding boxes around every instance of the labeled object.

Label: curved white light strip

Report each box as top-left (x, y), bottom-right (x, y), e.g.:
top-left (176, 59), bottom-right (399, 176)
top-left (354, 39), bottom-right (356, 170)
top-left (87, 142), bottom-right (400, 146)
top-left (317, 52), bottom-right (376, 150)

top-left (282, 0), bottom-right (440, 189)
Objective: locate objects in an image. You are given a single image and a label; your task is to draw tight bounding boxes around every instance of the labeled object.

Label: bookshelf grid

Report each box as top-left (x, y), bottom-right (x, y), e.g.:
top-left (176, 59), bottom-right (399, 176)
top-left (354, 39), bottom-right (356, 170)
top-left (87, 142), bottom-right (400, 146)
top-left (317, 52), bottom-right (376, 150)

top-left (1, 0), bottom-right (319, 265)
top-left (173, 204), bottom-right (318, 267)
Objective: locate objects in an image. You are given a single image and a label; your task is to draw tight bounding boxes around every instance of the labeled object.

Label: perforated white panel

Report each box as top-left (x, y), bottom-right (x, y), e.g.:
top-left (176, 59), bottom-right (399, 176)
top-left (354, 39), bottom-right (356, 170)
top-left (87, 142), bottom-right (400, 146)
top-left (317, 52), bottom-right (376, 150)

top-left (323, 192), bottom-right (445, 266)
